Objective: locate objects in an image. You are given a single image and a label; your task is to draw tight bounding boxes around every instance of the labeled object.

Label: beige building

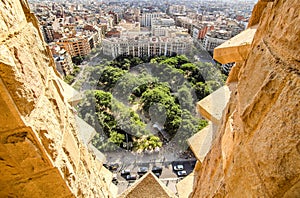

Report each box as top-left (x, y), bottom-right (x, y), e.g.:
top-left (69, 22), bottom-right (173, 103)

top-left (102, 35), bottom-right (193, 58)
top-left (54, 50), bottom-right (73, 76)
top-left (202, 30), bottom-right (231, 53)
top-left (57, 36), bottom-right (91, 57)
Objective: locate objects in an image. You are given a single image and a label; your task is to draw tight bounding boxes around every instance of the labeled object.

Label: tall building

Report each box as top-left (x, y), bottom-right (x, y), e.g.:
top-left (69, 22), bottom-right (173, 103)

top-left (140, 13), bottom-right (164, 27)
top-left (50, 45), bottom-right (74, 76)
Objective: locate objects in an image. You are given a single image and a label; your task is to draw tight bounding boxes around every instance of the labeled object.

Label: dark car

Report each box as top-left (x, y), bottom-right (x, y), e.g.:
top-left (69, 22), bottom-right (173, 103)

top-left (109, 163), bottom-right (119, 171)
top-left (154, 172), bottom-right (161, 178)
top-left (152, 166), bottom-right (163, 174)
top-left (173, 164), bottom-right (184, 171)
top-left (121, 169), bottom-right (131, 176)
top-left (177, 170), bottom-right (187, 177)
top-left (112, 174), bottom-right (118, 185)
top-left (137, 167), bottom-right (148, 176)
top-left (126, 174), bottom-right (137, 181)
top-left (103, 163), bottom-right (119, 171)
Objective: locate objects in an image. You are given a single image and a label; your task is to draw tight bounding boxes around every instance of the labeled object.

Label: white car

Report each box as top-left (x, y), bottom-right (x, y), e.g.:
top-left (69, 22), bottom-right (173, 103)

top-left (173, 164), bottom-right (184, 171)
top-left (121, 169), bottom-right (130, 175)
top-left (177, 170), bottom-right (187, 177)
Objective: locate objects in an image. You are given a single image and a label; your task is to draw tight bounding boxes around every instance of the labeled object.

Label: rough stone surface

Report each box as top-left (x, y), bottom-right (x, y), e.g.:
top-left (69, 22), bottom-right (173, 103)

top-left (191, 0), bottom-right (300, 197)
top-left (0, 0), bottom-right (114, 197)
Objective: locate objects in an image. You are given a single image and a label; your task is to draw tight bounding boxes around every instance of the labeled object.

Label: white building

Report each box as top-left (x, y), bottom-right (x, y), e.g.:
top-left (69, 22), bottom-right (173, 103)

top-left (140, 13), bottom-right (164, 27)
top-left (168, 5), bottom-right (187, 16)
top-left (203, 30), bottom-right (231, 52)
top-left (102, 35), bottom-right (193, 58)
top-left (152, 26), bottom-right (188, 37)
top-left (151, 18), bottom-right (175, 29)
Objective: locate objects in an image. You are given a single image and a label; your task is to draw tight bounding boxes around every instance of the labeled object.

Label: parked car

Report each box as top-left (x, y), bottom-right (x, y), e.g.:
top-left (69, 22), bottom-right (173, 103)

top-left (137, 167), bottom-right (148, 176)
top-left (152, 166), bottom-right (163, 174)
top-left (154, 172), bottom-right (161, 178)
top-left (173, 164), bottom-right (184, 171)
top-left (103, 163), bottom-right (119, 171)
top-left (126, 174), bottom-right (137, 181)
top-left (121, 169), bottom-right (131, 176)
top-left (177, 170), bottom-right (187, 177)
top-left (112, 174), bottom-right (118, 185)
top-left (110, 163), bottom-right (119, 171)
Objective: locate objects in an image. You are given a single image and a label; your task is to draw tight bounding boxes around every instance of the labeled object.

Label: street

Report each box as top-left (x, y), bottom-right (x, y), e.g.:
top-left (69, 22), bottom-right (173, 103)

top-left (107, 158), bottom-right (196, 195)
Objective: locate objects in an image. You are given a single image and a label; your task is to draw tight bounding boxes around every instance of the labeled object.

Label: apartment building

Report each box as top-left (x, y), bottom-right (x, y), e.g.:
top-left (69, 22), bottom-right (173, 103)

top-left (152, 26), bottom-right (188, 37)
top-left (203, 30), bottom-right (231, 53)
top-left (140, 13), bottom-right (164, 27)
top-left (102, 35), bottom-right (193, 58)
top-left (57, 37), bottom-right (91, 57)
top-left (50, 45), bottom-right (73, 76)
top-left (168, 5), bottom-right (187, 16)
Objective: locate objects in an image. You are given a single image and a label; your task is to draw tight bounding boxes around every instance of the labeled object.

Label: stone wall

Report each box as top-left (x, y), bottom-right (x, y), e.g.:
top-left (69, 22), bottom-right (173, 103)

top-left (191, 0), bottom-right (300, 197)
top-left (1, 0), bottom-right (299, 197)
top-left (0, 0), bottom-right (113, 197)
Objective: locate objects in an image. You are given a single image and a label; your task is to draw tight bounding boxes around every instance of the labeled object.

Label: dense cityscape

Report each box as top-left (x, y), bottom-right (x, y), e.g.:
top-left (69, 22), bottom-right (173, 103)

top-left (29, 0), bottom-right (255, 76)
top-left (28, 0), bottom-right (256, 195)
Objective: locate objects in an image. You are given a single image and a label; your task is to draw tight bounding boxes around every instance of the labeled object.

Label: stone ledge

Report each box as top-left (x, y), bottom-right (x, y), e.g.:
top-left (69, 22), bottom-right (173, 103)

top-left (0, 77), bottom-right (24, 131)
top-left (0, 168), bottom-right (74, 197)
top-left (176, 172), bottom-right (196, 198)
top-left (213, 25), bottom-right (257, 64)
top-left (197, 85), bottom-right (231, 125)
top-left (75, 116), bottom-right (97, 146)
top-left (187, 123), bottom-right (214, 163)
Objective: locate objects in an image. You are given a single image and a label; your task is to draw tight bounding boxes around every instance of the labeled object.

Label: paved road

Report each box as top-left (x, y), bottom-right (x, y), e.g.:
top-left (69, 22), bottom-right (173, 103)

top-left (109, 159), bottom-right (196, 195)
top-left (71, 51), bottom-right (102, 87)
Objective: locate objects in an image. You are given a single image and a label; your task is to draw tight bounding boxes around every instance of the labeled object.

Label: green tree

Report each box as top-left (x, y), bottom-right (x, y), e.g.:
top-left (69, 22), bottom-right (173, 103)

top-left (94, 90), bottom-right (112, 109)
top-left (175, 55), bottom-right (189, 65)
top-left (108, 131), bottom-right (125, 146)
top-left (141, 85), bottom-right (182, 135)
top-left (193, 82), bottom-right (212, 100)
top-left (160, 57), bottom-right (178, 67)
top-left (98, 66), bottom-right (127, 90)
top-left (72, 55), bottom-right (84, 65)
